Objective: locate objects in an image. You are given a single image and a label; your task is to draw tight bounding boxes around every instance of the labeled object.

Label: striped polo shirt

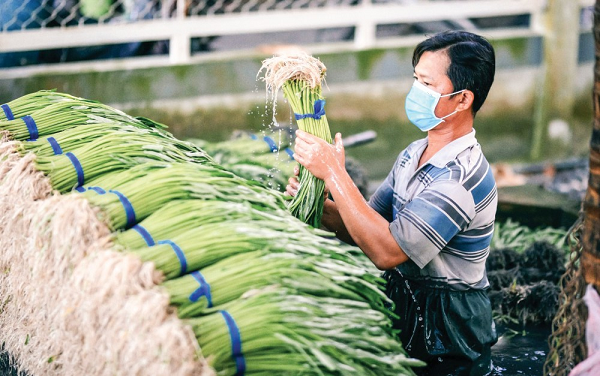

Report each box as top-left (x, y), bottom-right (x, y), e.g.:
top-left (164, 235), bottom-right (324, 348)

top-left (369, 130), bottom-right (497, 290)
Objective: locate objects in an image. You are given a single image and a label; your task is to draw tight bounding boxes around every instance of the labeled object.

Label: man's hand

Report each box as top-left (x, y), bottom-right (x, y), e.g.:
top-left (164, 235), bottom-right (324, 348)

top-left (293, 130), bottom-right (345, 183)
top-left (285, 164), bottom-right (330, 200)
top-left (285, 165), bottom-right (300, 197)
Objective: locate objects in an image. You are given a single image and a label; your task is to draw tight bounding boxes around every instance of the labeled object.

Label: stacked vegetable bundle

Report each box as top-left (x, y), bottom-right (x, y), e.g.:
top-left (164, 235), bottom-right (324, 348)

top-left (0, 90), bottom-right (422, 375)
top-left (188, 131), bottom-right (296, 191)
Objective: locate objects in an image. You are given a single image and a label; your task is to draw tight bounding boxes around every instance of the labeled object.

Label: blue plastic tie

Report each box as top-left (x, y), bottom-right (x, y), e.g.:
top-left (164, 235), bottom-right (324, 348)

top-left (220, 310), bottom-right (246, 375)
top-left (75, 187), bottom-right (135, 227)
top-left (74, 186), bottom-right (106, 194)
top-left (132, 224), bottom-right (155, 246)
top-left (89, 186), bottom-right (107, 194)
top-left (284, 147), bottom-right (294, 160)
top-left (294, 99), bottom-right (326, 120)
top-left (22, 115), bottom-right (39, 141)
top-left (46, 137), bottom-right (63, 155)
top-left (158, 240), bottom-right (187, 275)
top-left (263, 136), bottom-right (278, 152)
top-left (189, 271), bottom-right (213, 307)
top-left (1, 104), bottom-right (14, 120)
top-left (108, 189), bottom-right (136, 228)
top-left (65, 152), bottom-right (85, 188)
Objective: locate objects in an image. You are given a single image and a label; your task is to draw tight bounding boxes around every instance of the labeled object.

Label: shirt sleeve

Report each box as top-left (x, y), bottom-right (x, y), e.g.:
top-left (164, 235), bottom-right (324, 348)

top-left (389, 179), bottom-right (475, 269)
top-left (368, 165), bottom-right (396, 223)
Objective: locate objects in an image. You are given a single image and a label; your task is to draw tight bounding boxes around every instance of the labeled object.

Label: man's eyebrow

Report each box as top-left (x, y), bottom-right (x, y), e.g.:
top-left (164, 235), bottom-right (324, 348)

top-left (414, 70), bottom-right (433, 80)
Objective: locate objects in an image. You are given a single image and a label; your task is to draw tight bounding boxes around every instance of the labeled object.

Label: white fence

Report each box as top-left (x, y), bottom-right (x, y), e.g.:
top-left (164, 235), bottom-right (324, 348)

top-left (0, 0), bottom-right (595, 78)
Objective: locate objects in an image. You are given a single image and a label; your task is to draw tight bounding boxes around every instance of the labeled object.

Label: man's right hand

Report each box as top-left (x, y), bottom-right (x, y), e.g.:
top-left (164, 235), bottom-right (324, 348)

top-left (285, 165), bottom-right (331, 200)
top-left (285, 165), bottom-right (300, 197)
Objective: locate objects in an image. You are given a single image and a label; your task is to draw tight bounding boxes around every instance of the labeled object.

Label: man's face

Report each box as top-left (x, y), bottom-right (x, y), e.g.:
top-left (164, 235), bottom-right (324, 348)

top-left (413, 50), bottom-right (461, 119)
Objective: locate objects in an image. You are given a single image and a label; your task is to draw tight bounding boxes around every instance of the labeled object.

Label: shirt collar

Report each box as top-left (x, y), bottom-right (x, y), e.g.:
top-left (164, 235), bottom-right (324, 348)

top-left (425, 129), bottom-right (478, 168)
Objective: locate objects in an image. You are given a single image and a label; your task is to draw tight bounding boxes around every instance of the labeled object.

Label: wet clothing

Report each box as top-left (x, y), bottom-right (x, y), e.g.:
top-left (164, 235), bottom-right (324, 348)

top-left (383, 270), bottom-right (496, 376)
top-left (369, 130), bottom-right (498, 375)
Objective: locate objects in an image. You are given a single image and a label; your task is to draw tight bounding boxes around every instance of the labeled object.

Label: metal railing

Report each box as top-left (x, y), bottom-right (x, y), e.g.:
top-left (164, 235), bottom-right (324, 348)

top-left (0, 0), bottom-right (594, 76)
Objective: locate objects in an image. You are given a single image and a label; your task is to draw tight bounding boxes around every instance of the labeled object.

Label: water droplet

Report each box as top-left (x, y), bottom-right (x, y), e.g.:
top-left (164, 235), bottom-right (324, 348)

top-left (418, 317), bottom-right (423, 322)
top-left (437, 357), bottom-right (443, 363)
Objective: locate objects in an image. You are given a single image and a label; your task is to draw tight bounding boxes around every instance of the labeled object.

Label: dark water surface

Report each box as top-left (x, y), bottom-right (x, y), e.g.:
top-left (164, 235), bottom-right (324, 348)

top-left (491, 325), bottom-right (552, 376)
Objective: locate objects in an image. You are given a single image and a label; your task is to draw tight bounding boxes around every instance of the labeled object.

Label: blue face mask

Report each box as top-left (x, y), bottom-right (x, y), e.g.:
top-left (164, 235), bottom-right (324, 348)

top-left (405, 80), bottom-right (465, 132)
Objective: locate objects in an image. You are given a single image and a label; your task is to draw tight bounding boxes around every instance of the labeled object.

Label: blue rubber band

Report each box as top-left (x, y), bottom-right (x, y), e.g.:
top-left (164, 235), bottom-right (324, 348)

top-left (108, 189), bottom-right (136, 228)
top-left (294, 99), bottom-right (326, 120)
top-left (46, 137), bottom-right (63, 155)
top-left (263, 136), bottom-right (278, 152)
top-left (158, 239), bottom-right (187, 275)
top-left (65, 152), bottom-right (85, 188)
top-left (132, 224), bottom-right (155, 246)
top-left (74, 186), bottom-right (106, 194)
top-left (22, 115), bottom-right (39, 141)
top-left (284, 147), bottom-right (294, 160)
top-left (220, 310), bottom-right (245, 375)
top-left (189, 271), bottom-right (213, 307)
top-left (1, 104), bottom-right (14, 120)
top-left (89, 186), bottom-right (107, 194)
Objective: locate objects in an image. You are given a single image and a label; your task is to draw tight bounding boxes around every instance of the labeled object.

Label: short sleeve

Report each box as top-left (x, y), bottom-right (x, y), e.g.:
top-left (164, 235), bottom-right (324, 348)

top-left (368, 167), bottom-right (395, 222)
top-left (389, 179), bottom-right (475, 268)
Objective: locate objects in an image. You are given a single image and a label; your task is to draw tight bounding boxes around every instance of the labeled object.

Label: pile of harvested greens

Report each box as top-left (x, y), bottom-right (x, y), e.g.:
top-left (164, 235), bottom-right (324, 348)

top-left (0, 89), bottom-right (423, 375)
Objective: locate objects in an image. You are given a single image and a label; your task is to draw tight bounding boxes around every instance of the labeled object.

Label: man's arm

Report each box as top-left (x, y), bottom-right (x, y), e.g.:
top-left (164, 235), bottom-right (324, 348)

top-left (293, 130), bottom-right (408, 270)
top-left (321, 198), bottom-right (354, 244)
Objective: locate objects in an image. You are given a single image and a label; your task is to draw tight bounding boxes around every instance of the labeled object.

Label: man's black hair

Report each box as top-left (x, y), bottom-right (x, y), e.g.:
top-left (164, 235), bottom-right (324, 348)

top-left (412, 30), bottom-right (496, 114)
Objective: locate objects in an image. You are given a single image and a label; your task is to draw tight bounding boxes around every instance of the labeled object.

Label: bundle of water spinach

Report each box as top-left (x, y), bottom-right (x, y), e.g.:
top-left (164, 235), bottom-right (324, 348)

top-left (0, 90), bottom-right (87, 121)
top-left (187, 132), bottom-right (296, 191)
top-left (188, 287), bottom-right (424, 376)
top-left (259, 53), bottom-right (332, 228)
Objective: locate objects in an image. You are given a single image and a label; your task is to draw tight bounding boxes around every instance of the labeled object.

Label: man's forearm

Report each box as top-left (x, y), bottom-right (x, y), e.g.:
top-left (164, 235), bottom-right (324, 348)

top-left (321, 199), bottom-right (354, 244)
top-left (325, 171), bottom-right (408, 270)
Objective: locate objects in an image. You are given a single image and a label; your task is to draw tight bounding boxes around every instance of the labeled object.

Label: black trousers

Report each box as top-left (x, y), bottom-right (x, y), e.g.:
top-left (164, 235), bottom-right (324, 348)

top-left (383, 270), bottom-right (497, 376)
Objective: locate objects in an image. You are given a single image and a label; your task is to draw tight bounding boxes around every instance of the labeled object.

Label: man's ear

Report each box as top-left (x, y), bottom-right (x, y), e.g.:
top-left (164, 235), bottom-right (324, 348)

top-left (456, 90), bottom-right (474, 113)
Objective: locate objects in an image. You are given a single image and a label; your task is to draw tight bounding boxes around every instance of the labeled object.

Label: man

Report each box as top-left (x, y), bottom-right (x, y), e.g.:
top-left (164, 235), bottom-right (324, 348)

top-left (287, 30), bottom-right (497, 375)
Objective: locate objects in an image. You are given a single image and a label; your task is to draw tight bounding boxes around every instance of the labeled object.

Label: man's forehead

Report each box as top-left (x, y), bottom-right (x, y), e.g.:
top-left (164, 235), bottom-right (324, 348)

top-left (415, 51), bottom-right (450, 78)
